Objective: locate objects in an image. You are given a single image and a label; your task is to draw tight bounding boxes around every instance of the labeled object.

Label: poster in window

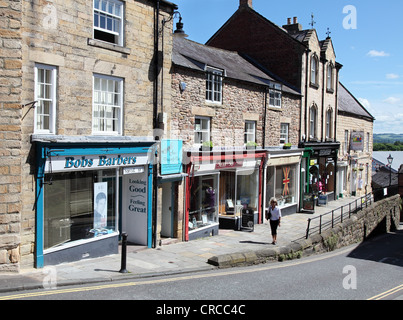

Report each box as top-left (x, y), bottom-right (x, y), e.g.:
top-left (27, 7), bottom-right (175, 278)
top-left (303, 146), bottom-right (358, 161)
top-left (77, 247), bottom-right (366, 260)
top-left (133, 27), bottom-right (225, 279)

top-left (94, 182), bottom-right (108, 229)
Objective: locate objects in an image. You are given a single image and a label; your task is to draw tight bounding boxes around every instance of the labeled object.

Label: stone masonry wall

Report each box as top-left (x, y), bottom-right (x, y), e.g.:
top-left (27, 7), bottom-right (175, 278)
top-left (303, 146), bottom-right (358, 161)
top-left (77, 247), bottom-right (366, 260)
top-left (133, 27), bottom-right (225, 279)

top-left (170, 66), bottom-right (301, 149)
top-left (0, 0), bottom-right (22, 273)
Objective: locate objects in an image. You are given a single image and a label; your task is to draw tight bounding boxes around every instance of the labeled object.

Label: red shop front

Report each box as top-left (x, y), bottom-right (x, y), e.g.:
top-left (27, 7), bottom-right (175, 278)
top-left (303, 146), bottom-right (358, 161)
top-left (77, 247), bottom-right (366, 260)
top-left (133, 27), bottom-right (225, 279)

top-left (184, 150), bottom-right (266, 241)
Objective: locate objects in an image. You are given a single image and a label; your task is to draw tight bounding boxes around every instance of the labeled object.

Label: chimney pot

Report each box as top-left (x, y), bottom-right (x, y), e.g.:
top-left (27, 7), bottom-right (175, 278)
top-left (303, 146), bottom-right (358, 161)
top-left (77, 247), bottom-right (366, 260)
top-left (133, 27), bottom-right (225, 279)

top-left (239, 0), bottom-right (253, 8)
top-left (287, 18), bottom-right (292, 25)
top-left (293, 17), bottom-right (298, 24)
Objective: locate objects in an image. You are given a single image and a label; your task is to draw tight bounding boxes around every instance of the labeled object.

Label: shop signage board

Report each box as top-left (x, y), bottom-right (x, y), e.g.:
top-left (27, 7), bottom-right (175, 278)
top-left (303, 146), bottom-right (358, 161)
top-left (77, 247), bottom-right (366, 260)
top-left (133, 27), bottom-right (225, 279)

top-left (122, 170), bottom-right (148, 246)
top-left (44, 153), bottom-right (149, 173)
top-left (161, 139), bottom-right (183, 175)
top-left (350, 131), bottom-right (364, 151)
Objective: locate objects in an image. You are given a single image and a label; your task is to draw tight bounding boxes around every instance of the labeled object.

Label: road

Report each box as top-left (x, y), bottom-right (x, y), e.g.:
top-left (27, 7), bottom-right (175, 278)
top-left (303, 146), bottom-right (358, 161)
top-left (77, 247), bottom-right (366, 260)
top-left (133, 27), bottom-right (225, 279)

top-left (1, 230), bottom-right (402, 306)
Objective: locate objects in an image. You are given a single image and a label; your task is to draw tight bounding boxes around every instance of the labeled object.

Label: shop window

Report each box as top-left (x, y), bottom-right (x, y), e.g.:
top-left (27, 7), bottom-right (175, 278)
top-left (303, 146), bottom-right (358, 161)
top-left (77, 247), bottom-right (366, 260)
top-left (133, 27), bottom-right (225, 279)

top-left (236, 169), bottom-right (259, 211)
top-left (34, 64), bottom-right (57, 134)
top-left (189, 175), bottom-right (219, 232)
top-left (93, 0), bottom-right (124, 46)
top-left (43, 169), bottom-right (117, 250)
top-left (93, 74), bottom-right (123, 135)
top-left (266, 165), bottom-right (297, 208)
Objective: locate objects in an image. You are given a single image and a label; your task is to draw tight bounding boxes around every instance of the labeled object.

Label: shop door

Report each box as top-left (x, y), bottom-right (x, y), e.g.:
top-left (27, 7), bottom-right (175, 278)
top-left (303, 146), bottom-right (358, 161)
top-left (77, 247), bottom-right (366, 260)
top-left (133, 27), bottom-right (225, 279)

top-left (122, 170), bottom-right (148, 246)
top-left (161, 182), bottom-right (173, 238)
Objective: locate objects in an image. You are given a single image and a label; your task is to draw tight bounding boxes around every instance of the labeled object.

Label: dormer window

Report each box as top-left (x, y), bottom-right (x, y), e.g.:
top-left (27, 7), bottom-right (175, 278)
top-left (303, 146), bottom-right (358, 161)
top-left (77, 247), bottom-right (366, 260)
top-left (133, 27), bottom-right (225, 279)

top-left (206, 67), bottom-right (223, 104)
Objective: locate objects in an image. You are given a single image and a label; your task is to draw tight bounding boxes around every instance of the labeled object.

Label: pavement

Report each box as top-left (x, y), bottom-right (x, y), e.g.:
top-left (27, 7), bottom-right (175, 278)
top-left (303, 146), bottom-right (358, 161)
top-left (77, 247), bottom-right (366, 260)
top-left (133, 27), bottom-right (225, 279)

top-left (0, 196), bottom-right (366, 294)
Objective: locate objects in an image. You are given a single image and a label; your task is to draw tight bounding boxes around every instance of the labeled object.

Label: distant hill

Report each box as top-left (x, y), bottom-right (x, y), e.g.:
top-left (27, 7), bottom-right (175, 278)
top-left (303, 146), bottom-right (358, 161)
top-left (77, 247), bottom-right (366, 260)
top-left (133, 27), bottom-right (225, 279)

top-left (373, 133), bottom-right (403, 143)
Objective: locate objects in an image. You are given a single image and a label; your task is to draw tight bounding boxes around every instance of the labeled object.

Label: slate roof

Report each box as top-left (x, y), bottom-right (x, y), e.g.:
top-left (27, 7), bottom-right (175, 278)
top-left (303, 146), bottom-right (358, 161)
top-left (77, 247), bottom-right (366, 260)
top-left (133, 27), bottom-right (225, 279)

top-left (338, 82), bottom-right (375, 120)
top-left (172, 37), bottom-right (300, 96)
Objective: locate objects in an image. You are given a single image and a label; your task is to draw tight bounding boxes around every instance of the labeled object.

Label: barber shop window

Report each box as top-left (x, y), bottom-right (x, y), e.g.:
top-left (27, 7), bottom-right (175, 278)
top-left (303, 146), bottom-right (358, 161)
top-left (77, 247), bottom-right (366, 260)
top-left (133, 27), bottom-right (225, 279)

top-left (93, 0), bottom-right (124, 46)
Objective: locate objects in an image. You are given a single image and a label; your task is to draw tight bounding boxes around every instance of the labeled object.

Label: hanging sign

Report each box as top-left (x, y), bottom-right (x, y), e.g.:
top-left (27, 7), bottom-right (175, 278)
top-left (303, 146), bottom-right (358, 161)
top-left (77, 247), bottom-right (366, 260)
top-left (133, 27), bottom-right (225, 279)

top-left (350, 131), bottom-right (364, 151)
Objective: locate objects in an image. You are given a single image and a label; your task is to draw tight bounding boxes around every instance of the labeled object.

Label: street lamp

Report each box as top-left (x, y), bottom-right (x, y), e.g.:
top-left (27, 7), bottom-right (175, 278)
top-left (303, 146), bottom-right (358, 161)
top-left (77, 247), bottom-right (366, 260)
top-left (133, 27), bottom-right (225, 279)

top-left (387, 154), bottom-right (393, 186)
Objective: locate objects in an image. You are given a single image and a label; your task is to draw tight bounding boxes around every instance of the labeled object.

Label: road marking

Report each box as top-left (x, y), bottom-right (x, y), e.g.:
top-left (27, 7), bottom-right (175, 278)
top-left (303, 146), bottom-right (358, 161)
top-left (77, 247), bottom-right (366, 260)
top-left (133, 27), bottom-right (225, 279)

top-left (368, 284), bottom-right (403, 300)
top-left (0, 246), bottom-right (354, 300)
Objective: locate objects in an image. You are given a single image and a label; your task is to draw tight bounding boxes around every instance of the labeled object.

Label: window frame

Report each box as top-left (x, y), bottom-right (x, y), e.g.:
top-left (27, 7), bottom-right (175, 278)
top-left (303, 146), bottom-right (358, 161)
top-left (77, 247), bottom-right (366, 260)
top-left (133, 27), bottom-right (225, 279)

top-left (326, 63), bottom-right (334, 92)
top-left (93, 0), bottom-right (124, 46)
top-left (310, 55), bottom-right (319, 87)
top-left (205, 67), bottom-right (223, 104)
top-left (326, 108), bottom-right (333, 139)
top-left (194, 116), bottom-right (211, 146)
top-left (244, 120), bottom-right (256, 145)
top-left (92, 74), bottom-right (124, 135)
top-left (34, 63), bottom-right (57, 134)
top-left (309, 105), bottom-right (317, 140)
top-left (344, 130), bottom-right (349, 154)
top-left (269, 83), bottom-right (282, 108)
top-left (280, 123), bottom-right (289, 144)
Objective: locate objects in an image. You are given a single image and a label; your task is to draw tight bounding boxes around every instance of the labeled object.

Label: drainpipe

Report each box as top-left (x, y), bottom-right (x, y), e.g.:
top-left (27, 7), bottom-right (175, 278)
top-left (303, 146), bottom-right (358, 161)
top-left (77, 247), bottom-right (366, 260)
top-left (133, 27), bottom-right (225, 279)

top-left (263, 88), bottom-right (268, 148)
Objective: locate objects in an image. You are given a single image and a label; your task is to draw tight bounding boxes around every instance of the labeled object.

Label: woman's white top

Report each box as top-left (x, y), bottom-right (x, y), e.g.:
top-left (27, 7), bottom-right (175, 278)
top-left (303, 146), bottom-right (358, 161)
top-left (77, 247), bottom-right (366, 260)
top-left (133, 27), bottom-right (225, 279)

top-left (269, 206), bottom-right (281, 221)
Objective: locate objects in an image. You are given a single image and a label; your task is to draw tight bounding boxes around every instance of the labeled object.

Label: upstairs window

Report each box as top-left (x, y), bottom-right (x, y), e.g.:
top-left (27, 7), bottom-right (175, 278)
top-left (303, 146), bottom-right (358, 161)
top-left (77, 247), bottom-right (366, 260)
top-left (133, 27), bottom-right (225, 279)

top-left (326, 108), bottom-right (333, 139)
top-left (206, 67), bottom-right (223, 104)
top-left (194, 117), bottom-right (211, 145)
top-left (244, 121), bottom-right (256, 144)
top-left (309, 105), bottom-right (317, 140)
top-left (93, 74), bottom-right (123, 135)
top-left (93, 0), bottom-right (123, 46)
top-left (280, 123), bottom-right (289, 144)
top-left (310, 55), bottom-right (319, 86)
top-left (34, 64), bottom-right (57, 134)
top-left (269, 83), bottom-right (282, 108)
top-left (327, 64), bottom-right (334, 92)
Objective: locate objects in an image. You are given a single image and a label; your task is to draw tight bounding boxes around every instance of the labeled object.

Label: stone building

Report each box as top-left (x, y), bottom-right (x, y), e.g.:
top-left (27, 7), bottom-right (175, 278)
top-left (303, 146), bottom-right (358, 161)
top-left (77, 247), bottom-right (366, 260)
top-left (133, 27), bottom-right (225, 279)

top-left (206, 0), bottom-right (342, 209)
top-left (1, 0), bottom-right (177, 271)
top-left (337, 82), bottom-right (375, 197)
top-left (170, 37), bottom-right (302, 240)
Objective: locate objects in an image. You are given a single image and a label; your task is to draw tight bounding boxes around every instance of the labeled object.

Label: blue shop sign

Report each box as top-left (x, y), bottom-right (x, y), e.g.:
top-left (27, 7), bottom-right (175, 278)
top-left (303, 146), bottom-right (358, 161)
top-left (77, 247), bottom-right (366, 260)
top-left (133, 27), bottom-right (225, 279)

top-left (161, 139), bottom-right (183, 175)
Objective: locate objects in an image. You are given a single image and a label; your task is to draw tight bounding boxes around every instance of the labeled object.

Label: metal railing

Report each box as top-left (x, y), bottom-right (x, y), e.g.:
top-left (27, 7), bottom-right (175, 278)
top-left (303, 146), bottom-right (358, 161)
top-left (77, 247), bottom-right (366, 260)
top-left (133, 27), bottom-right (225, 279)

top-left (305, 193), bottom-right (373, 239)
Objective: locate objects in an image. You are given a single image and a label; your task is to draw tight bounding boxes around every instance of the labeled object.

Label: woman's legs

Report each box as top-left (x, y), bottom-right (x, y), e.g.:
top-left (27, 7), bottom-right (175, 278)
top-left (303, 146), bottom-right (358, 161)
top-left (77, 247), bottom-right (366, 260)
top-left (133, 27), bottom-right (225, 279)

top-left (270, 220), bottom-right (279, 244)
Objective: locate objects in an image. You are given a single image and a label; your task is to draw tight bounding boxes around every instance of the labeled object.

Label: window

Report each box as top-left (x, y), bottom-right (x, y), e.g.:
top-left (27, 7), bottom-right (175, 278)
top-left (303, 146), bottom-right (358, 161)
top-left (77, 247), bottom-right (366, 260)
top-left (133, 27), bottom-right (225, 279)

top-left (206, 67), bottom-right (223, 103)
top-left (366, 132), bottom-right (370, 152)
top-left (269, 83), bottom-right (282, 107)
top-left (43, 169), bottom-right (117, 250)
top-left (266, 164), bottom-right (297, 208)
top-left (326, 109), bottom-right (332, 139)
top-left (310, 55), bottom-right (319, 86)
top-left (309, 106), bottom-right (317, 139)
top-left (344, 130), bottom-right (349, 154)
top-left (327, 64), bottom-right (334, 91)
top-left (93, 0), bottom-right (123, 46)
top-left (194, 117), bottom-right (210, 145)
top-left (280, 123), bottom-right (289, 144)
top-left (93, 74), bottom-right (123, 135)
top-left (244, 121), bottom-right (256, 144)
top-left (34, 64), bottom-right (57, 134)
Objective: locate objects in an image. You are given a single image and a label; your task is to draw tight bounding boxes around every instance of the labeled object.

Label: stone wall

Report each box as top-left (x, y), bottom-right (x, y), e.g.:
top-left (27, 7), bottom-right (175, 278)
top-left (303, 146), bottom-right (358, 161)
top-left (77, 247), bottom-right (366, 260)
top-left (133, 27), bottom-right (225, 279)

top-left (170, 66), bottom-right (301, 149)
top-left (0, 0), bottom-right (22, 272)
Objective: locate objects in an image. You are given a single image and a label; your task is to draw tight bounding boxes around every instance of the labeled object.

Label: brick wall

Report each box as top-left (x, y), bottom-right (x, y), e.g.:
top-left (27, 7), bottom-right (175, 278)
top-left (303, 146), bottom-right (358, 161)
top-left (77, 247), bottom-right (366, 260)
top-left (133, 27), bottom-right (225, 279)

top-left (170, 66), bottom-right (301, 149)
top-left (0, 0), bottom-right (22, 272)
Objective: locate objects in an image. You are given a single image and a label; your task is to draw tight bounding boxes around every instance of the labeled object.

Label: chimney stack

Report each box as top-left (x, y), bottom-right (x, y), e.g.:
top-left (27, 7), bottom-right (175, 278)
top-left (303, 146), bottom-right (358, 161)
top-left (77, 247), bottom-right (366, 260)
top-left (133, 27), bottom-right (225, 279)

top-left (283, 16), bottom-right (302, 34)
top-left (239, 0), bottom-right (253, 9)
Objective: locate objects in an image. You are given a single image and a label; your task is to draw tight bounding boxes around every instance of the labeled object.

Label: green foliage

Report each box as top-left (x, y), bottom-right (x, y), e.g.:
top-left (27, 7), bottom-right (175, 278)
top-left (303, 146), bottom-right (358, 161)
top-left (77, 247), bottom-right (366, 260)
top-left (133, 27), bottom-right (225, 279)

top-left (373, 141), bottom-right (403, 151)
top-left (324, 233), bottom-right (339, 252)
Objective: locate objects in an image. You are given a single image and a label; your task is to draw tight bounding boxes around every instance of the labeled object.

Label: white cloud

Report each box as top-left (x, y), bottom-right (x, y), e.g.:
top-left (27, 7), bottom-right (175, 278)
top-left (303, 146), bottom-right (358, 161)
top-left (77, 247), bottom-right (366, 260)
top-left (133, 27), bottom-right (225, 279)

top-left (386, 73), bottom-right (399, 79)
top-left (384, 97), bottom-right (401, 104)
top-left (358, 98), bottom-right (372, 111)
top-left (367, 50), bottom-right (390, 57)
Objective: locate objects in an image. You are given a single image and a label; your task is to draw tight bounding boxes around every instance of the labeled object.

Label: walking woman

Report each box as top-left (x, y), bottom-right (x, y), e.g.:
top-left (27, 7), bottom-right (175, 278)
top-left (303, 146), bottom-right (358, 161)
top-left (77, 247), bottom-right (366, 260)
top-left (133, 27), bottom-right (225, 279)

top-left (268, 198), bottom-right (281, 245)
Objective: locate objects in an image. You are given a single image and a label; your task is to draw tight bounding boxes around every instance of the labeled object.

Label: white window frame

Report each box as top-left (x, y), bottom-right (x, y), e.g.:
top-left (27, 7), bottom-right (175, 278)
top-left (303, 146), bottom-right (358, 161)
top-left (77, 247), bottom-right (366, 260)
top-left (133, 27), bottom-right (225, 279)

top-left (92, 74), bottom-right (123, 135)
top-left (311, 55), bottom-right (319, 86)
top-left (244, 121), bottom-right (256, 144)
top-left (93, 0), bottom-right (124, 46)
top-left (280, 123), bottom-right (289, 144)
top-left (269, 83), bottom-right (282, 108)
top-left (194, 116), bottom-right (211, 146)
top-left (309, 106), bottom-right (317, 139)
top-left (344, 130), bottom-right (349, 154)
top-left (206, 67), bottom-right (223, 104)
top-left (326, 109), bottom-right (332, 139)
top-left (327, 64), bottom-right (334, 91)
top-left (34, 64), bottom-right (57, 134)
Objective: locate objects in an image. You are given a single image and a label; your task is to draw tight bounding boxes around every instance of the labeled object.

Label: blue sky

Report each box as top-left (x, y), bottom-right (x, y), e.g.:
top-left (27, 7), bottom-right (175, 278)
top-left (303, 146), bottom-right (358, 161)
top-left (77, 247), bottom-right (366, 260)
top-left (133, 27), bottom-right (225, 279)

top-left (172, 0), bottom-right (403, 134)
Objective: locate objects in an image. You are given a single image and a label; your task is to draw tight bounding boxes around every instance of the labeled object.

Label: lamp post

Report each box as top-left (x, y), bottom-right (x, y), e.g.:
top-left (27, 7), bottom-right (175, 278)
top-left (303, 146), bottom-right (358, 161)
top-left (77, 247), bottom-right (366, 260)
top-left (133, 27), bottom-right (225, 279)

top-left (387, 154), bottom-right (393, 186)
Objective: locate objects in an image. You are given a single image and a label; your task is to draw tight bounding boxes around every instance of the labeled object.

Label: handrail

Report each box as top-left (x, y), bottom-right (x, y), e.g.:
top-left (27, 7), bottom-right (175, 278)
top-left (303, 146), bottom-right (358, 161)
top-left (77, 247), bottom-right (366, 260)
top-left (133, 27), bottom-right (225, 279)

top-left (305, 193), bottom-right (373, 239)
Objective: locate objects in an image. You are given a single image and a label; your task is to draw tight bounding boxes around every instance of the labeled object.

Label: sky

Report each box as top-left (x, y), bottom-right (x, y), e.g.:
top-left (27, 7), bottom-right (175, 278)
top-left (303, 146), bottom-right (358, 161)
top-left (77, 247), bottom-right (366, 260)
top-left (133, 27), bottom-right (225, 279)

top-left (171, 0), bottom-right (403, 134)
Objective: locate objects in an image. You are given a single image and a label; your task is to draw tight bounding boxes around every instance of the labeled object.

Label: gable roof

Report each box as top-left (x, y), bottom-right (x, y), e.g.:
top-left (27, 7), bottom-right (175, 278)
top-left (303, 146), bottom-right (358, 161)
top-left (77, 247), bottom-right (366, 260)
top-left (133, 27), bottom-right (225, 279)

top-left (172, 37), bottom-right (300, 95)
top-left (338, 82), bottom-right (375, 120)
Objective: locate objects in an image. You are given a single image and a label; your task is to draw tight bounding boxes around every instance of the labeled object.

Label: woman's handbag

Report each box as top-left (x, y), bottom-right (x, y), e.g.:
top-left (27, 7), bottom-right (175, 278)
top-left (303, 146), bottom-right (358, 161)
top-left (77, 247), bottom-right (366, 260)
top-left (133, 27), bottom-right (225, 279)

top-left (265, 208), bottom-right (272, 220)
